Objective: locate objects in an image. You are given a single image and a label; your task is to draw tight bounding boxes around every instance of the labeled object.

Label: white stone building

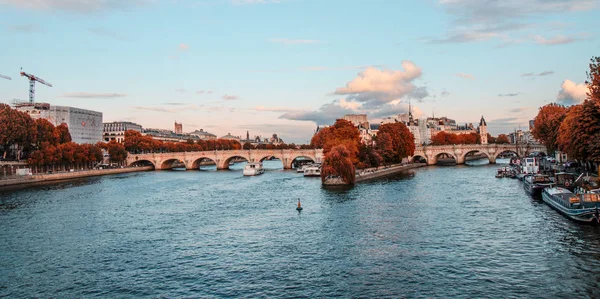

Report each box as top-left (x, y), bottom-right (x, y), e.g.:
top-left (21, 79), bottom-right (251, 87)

top-left (103, 121), bottom-right (143, 143)
top-left (17, 103), bottom-right (103, 144)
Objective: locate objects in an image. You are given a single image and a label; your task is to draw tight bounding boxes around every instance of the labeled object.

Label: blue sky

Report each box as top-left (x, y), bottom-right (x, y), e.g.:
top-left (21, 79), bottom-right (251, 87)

top-left (0, 0), bottom-right (598, 143)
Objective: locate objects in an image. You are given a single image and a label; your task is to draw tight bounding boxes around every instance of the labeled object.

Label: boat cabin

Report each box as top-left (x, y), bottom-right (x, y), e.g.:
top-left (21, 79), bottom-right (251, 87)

top-left (554, 172), bottom-right (576, 190)
top-left (521, 157), bottom-right (540, 175)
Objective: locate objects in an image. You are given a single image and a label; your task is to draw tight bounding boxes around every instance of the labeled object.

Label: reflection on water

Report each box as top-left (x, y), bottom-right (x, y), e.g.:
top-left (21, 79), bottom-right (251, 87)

top-left (1, 160), bottom-right (599, 298)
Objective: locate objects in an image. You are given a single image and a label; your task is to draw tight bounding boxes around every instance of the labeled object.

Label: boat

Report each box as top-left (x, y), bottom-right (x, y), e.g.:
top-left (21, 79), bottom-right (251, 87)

top-left (573, 175), bottom-right (600, 195)
top-left (303, 165), bottom-right (321, 177)
top-left (542, 186), bottom-right (600, 225)
top-left (553, 172), bottom-right (577, 191)
top-left (243, 162), bottom-right (264, 176)
top-left (495, 166), bottom-right (513, 178)
top-left (523, 174), bottom-right (552, 196)
top-left (296, 163), bottom-right (313, 173)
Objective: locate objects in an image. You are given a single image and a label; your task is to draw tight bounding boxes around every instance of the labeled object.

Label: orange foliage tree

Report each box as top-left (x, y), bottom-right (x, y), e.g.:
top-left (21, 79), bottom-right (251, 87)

top-left (496, 134), bottom-right (510, 144)
top-left (430, 131), bottom-right (459, 145)
top-left (34, 118), bottom-right (59, 147)
top-left (531, 103), bottom-right (568, 153)
top-left (0, 104), bottom-right (36, 159)
top-left (56, 123), bottom-right (72, 144)
top-left (586, 56), bottom-right (600, 103)
top-left (376, 122), bottom-right (415, 164)
top-left (558, 100), bottom-right (600, 161)
top-left (311, 119), bottom-right (361, 158)
top-left (105, 140), bottom-right (128, 163)
top-left (321, 145), bottom-right (356, 185)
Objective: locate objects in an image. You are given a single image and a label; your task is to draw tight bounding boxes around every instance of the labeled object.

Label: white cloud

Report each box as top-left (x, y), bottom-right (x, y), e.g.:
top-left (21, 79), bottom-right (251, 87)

top-left (222, 94), bottom-right (239, 100)
top-left (132, 104), bottom-right (201, 113)
top-left (557, 79), bottom-right (588, 105)
top-left (0, 0), bottom-right (151, 13)
top-left (278, 61), bottom-right (430, 125)
top-left (62, 92), bottom-right (127, 98)
top-left (522, 71), bottom-right (554, 77)
top-left (432, 0), bottom-right (595, 44)
top-left (533, 35), bottom-right (580, 45)
top-left (456, 73), bottom-right (474, 79)
top-left (333, 61), bottom-right (426, 107)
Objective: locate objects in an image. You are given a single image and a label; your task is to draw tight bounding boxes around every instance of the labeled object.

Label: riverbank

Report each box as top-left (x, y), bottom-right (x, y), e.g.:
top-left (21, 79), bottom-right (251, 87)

top-left (0, 166), bottom-right (153, 189)
top-left (323, 163), bottom-right (426, 186)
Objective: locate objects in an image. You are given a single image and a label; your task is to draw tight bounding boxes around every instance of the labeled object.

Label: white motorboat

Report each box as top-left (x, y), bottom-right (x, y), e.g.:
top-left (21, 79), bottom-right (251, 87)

top-left (303, 165), bottom-right (321, 177)
top-left (243, 162), bottom-right (264, 176)
top-left (296, 163), bottom-right (313, 173)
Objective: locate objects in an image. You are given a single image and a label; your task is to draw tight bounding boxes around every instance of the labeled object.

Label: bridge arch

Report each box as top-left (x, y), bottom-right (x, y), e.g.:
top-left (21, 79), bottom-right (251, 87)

top-left (496, 149), bottom-right (519, 160)
top-left (160, 159), bottom-right (185, 170)
top-left (290, 155), bottom-right (316, 169)
top-left (258, 154), bottom-right (284, 162)
top-left (190, 157), bottom-right (217, 170)
top-left (218, 155), bottom-right (250, 170)
top-left (411, 155), bottom-right (427, 164)
top-left (129, 159), bottom-right (156, 169)
top-left (461, 150), bottom-right (493, 164)
top-left (433, 152), bottom-right (457, 166)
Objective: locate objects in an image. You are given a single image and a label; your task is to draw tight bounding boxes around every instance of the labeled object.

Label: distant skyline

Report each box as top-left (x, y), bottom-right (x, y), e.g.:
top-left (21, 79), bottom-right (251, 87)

top-left (1, 0), bottom-right (598, 143)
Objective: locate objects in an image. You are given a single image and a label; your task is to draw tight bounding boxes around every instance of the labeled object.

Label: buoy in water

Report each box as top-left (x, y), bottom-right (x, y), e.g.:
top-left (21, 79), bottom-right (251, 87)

top-left (296, 199), bottom-right (303, 211)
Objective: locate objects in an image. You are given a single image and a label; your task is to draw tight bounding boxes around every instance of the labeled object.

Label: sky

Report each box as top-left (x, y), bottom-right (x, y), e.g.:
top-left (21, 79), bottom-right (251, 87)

top-left (0, 0), bottom-right (598, 143)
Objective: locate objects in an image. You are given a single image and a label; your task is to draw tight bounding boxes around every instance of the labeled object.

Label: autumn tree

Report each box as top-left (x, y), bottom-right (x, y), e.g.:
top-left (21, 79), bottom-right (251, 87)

top-left (34, 118), bottom-right (59, 147)
top-left (0, 104), bottom-right (36, 159)
top-left (495, 134), bottom-right (510, 144)
top-left (558, 100), bottom-right (600, 161)
top-left (357, 144), bottom-right (383, 169)
top-left (376, 122), bottom-right (415, 163)
top-left (56, 123), bottom-right (72, 144)
top-left (586, 56), bottom-right (600, 103)
top-left (531, 103), bottom-right (567, 154)
top-left (430, 131), bottom-right (459, 145)
top-left (487, 133), bottom-right (496, 144)
top-left (321, 145), bottom-right (356, 185)
top-left (106, 140), bottom-right (128, 163)
top-left (311, 119), bottom-right (361, 162)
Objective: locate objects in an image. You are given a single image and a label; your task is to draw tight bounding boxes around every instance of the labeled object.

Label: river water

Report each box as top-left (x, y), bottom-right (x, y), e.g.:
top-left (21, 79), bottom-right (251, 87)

top-left (1, 159), bottom-right (599, 298)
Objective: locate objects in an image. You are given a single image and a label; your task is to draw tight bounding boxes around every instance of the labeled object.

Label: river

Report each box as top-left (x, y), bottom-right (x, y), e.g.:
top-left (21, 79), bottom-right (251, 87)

top-left (1, 159), bottom-right (599, 298)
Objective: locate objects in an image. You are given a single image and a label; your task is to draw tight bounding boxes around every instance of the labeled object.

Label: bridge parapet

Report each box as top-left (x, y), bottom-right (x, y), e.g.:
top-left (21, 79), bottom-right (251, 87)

top-left (411, 144), bottom-right (547, 165)
top-left (126, 149), bottom-right (324, 170)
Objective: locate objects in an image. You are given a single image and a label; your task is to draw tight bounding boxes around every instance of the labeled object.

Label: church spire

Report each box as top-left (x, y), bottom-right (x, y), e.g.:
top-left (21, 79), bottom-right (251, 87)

top-left (408, 100), bottom-right (413, 122)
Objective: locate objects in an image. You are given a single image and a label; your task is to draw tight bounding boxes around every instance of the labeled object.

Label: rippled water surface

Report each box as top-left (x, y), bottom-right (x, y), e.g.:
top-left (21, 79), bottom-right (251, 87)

top-left (1, 160), bottom-right (599, 298)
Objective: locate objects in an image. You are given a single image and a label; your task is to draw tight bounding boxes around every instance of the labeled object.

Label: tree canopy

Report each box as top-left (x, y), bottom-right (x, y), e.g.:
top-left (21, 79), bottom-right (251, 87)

top-left (531, 103), bottom-right (567, 153)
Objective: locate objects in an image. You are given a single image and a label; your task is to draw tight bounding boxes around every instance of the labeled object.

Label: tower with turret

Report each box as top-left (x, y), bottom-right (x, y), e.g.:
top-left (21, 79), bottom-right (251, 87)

top-left (478, 116), bottom-right (488, 145)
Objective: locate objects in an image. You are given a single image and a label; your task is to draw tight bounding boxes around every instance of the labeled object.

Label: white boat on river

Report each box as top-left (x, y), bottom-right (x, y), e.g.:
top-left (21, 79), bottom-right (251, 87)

top-left (243, 162), bottom-right (264, 176)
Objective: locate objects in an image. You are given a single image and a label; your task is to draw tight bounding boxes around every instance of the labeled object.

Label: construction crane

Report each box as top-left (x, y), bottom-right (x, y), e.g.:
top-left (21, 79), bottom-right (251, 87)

top-left (20, 70), bottom-right (52, 104)
top-left (0, 73), bottom-right (11, 80)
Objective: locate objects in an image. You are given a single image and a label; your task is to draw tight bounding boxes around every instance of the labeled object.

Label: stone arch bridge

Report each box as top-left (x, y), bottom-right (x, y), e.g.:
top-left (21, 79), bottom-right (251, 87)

top-left (410, 144), bottom-right (547, 165)
top-left (126, 149), bottom-right (324, 170)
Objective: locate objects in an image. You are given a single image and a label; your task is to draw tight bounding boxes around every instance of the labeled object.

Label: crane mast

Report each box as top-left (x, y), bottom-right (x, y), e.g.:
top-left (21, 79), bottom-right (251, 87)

top-left (20, 71), bottom-right (52, 104)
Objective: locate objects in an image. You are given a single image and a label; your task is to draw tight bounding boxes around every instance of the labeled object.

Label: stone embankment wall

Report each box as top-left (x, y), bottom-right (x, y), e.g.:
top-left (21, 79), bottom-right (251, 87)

top-left (0, 166), bottom-right (153, 189)
top-left (323, 163), bottom-right (426, 186)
